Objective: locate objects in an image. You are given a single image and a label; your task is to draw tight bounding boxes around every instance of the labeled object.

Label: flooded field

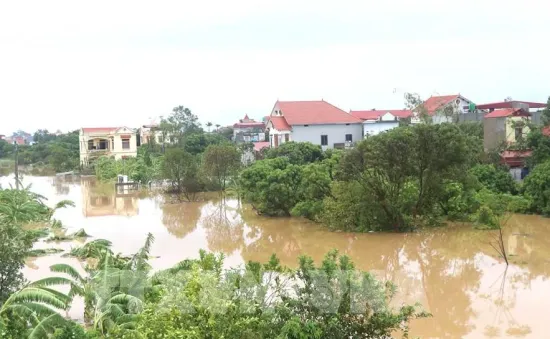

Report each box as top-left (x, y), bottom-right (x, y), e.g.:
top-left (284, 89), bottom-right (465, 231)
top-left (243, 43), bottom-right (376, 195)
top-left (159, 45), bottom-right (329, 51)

top-left (2, 174), bottom-right (550, 338)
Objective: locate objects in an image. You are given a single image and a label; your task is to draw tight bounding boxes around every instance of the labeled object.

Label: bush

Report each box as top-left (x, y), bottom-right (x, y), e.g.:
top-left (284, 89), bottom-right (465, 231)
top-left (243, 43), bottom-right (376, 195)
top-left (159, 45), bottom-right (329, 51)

top-left (469, 164), bottom-right (517, 194)
top-left (523, 160), bottom-right (550, 215)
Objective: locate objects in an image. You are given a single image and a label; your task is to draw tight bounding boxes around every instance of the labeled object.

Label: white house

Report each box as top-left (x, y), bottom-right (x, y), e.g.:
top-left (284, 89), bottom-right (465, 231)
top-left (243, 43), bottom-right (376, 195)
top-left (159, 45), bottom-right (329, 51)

top-left (350, 109), bottom-right (412, 137)
top-left (266, 100), bottom-right (363, 150)
top-left (416, 94), bottom-right (475, 124)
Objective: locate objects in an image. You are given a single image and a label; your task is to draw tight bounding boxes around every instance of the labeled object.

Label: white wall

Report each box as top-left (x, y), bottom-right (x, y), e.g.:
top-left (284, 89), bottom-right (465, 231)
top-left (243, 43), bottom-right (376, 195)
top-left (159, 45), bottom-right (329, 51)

top-left (291, 124), bottom-right (362, 148)
top-left (363, 122), bottom-right (399, 137)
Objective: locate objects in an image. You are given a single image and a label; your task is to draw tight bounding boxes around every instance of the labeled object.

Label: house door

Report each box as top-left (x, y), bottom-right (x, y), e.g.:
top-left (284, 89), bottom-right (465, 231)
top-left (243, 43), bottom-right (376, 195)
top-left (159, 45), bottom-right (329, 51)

top-left (285, 134), bottom-right (289, 142)
top-left (274, 134), bottom-right (279, 147)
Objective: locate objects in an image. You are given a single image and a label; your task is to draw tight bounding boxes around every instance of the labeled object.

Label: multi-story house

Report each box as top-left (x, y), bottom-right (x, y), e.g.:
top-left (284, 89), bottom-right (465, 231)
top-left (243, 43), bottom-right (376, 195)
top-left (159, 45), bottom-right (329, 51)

top-left (79, 127), bottom-right (138, 166)
top-left (233, 114), bottom-right (266, 143)
top-left (350, 109), bottom-right (412, 137)
top-left (266, 100), bottom-right (363, 149)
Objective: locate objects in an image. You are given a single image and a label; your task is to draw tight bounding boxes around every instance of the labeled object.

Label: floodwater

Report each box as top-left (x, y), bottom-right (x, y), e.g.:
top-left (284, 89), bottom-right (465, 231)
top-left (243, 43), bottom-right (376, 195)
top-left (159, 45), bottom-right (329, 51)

top-left (2, 174), bottom-right (550, 338)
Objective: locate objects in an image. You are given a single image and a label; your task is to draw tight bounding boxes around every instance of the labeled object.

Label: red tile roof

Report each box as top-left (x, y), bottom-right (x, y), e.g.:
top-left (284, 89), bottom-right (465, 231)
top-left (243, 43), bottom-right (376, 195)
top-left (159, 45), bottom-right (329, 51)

top-left (477, 101), bottom-right (547, 110)
top-left (543, 126), bottom-right (550, 136)
top-left (422, 95), bottom-right (459, 115)
top-left (253, 141), bottom-right (270, 152)
top-left (269, 116), bottom-right (291, 131)
top-left (82, 127), bottom-right (118, 133)
top-left (350, 109), bottom-right (412, 120)
top-left (277, 100), bottom-right (362, 125)
top-left (484, 108), bottom-right (530, 118)
top-left (501, 150), bottom-right (532, 167)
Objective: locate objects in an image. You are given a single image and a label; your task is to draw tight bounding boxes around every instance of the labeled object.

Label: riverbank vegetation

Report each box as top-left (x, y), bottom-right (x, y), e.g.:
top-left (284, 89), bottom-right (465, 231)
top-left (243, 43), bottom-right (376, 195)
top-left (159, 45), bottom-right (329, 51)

top-left (239, 122), bottom-right (540, 232)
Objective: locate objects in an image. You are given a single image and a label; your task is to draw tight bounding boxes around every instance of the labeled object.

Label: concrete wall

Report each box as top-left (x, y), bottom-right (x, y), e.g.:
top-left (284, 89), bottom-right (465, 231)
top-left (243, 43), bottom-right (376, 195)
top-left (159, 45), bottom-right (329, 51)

top-left (291, 124), bottom-right (363, 149)
top-left (362, 121), bottom-right (399, 137)
top-left (505, 116), bottom-right (530, 144)
top-left (484, 118), bottom-right (506, 151)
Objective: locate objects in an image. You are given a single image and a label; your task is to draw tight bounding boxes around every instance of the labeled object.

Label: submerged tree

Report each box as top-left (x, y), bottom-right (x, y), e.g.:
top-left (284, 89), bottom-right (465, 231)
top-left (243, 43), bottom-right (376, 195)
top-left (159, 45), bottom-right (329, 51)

top-left (203, 143), bottom-right (241, 191)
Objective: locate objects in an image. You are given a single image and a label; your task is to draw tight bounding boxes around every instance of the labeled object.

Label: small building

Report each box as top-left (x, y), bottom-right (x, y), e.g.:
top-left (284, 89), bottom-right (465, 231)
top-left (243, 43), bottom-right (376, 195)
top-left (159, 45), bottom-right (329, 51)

top-left (0, 135), bottom-right (5, 141)
top-left (140, 124), bottom-right (166, 145)
top-left (79, 127), bottom-right (138, 166)
top-left (483, 108), bottom-right (531, 151)
top-left (416, 94), bottom-right (478, 124)
top-left (266, 100), bottom-right (363, 149)
top-left (233, 114), bottom-right (266, 143)
top-left (477, 100), bottom-right (547, 125)
top-left (350, 109), bottom-right (412, 137)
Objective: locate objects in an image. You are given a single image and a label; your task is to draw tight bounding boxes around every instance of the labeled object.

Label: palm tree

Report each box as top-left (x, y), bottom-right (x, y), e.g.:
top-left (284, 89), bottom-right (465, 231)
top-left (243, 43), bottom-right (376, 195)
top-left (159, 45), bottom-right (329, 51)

top-left (31, 263), bottom-right (97, 325)
top-left (32, 233), bottom-right (155, 331)
top-left (206, 122), bottom-right (213, 133)
top-left (0, 285), bottom-right (71, 338)
top-left (215, 124), bottom-right (221, 132)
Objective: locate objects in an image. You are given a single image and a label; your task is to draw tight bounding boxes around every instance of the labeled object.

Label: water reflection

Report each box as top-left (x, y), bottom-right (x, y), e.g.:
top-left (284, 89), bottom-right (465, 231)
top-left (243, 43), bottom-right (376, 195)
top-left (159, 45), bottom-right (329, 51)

top-left (81, 178), bottom-right (138, 217)
top-left (2, 175), bottom-right (550, 338)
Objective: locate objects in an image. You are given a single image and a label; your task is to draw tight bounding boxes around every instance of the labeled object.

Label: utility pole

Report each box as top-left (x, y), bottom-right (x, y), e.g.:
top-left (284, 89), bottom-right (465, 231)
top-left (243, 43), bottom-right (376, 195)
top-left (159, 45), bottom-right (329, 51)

top-left (14, 141), bottom-right (19, 190)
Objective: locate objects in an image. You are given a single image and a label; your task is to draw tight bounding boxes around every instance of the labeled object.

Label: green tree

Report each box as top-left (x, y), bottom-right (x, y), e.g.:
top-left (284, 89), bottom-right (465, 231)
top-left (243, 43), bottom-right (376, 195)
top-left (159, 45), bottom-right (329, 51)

top-left (0, 220), bottom-right (32, 305)
top-left (523, 160), bottom-right (550, 215)
top-left (203, 144), bottom-right (241, 191)
top-left (182, 132), bottom-right (226, 155)
top-left (162, 105), bottom-right (202, 144)
top-left (527, 126), bottom-right (550, 167)
top-left (162, 148), bottom-right (203, 200)
top-left (264, 142), bottom-right (324, 165)
top-left (240, 157), bottom-right (303, 216)
top-left (469, 164), bottom-right (517, 194)
top-left (333, 123), bottom-right (472, 231)
top-left (541, 96), bottom-right (550, 126)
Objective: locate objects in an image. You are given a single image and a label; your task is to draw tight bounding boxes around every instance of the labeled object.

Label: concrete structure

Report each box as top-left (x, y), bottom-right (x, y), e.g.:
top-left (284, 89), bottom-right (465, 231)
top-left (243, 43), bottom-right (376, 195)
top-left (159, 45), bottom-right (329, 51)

top-left (266, 100), bottom-right (363, 150)
top-left (483, 107), bottom-right (531, 151)
top-left (79, 127), bottom-right (138, 166)
top-left (350, 109), bottom-right (412, 137)
top-left (233, 114), bottom-right (266, 143)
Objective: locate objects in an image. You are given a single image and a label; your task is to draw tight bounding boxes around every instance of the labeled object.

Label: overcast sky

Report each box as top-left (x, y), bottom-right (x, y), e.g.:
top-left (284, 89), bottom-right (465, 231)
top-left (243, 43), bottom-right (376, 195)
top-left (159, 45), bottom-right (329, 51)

top-left (1, 0), bottom-right (549, 135)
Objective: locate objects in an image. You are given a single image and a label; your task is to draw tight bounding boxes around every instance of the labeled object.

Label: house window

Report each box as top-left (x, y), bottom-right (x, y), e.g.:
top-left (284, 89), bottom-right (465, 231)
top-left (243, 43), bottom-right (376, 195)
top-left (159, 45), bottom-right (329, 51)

top-left (345, 134), bottom-right (352, 142)
top-left (304, 125), bottom-right (309, 127)
top-left (122, 138), bottom-right (130, 150)
top-left (321, 135), bottom-right (328, 146)
top-left (87, 140), bottom-right (94, 150)
top-left (285, 134), bottom-right (289, 142)
top-left (515, 127), bottom-right (523, 140)
top-left (158, 136), bottom-right (164, 143)
top-left (99, 139), bottom-right (107, 150)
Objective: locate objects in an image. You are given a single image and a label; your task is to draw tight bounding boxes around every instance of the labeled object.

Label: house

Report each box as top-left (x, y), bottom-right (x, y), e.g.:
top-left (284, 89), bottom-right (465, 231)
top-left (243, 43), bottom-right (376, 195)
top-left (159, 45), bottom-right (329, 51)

top-left (350, 109), bottom-right (412, 137)
top-left (266, 100), bottom-right (363, 149)
top-left (477, 100), bottom-right (547, 125)
top-left (141, 123), bottom-right (165, 145)
top-left (6, 136), bottom-right (27, 145)
top-left (416, 94), bottom-right (478, 124)
top-left (233, 114), bottom-right (266, 143)
top-left (0, 135), bottom-right (5, 140)
top-left (79, 127), bottom-right (138, 166)
top-left (483, 107), bottom-right (531, 151)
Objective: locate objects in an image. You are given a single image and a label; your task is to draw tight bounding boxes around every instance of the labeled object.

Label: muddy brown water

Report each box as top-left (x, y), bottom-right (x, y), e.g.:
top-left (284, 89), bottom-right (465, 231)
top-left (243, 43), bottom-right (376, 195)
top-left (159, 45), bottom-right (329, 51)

top-left (2, 175), bottom-right (550, 338)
